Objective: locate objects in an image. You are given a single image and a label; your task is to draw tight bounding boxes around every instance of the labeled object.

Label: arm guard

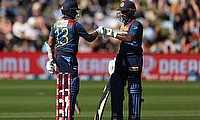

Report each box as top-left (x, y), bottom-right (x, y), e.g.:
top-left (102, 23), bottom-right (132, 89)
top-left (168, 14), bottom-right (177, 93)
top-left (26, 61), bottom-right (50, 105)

top-left (45, 42), bottom-right (54, 61)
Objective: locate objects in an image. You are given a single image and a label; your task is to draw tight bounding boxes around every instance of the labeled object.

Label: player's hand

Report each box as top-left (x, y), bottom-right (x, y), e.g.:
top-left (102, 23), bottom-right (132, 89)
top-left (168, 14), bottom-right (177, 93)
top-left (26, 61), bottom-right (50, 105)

top-left (46, 60), bottom-right (57, 74)
top-left (105, 28), bottom-right (117, 38)
top-left (95, 26), bottom-right (105, 35)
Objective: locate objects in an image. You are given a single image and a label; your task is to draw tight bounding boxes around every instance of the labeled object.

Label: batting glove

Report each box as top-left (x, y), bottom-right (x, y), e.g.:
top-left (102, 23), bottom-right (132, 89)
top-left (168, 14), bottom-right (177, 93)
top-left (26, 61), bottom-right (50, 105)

top-left (108, 58), bottom-right (116, 75)
top-left (95, 26), bottom-right (105, 35)
top-left (105, 28), bottom-right (117, 38)
top-left (46, 60), bottom-right (57, 74)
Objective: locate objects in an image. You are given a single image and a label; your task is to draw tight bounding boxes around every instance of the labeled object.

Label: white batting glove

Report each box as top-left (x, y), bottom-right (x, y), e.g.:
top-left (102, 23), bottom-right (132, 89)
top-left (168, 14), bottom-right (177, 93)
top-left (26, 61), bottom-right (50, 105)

top-left (108, 58), bottom-right (116, 75)
top-left (95, 26), bottom-right (105, 35)
top-left (105, 28), bottom-right (117, 38)
top-left (46, 60), bottom-right (57, 74)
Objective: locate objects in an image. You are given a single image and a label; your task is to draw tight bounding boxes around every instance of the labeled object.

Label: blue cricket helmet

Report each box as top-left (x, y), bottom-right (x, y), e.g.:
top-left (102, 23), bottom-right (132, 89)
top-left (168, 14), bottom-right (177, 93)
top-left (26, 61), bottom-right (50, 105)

top-left (117, 0), bottom-right (136, 11)
top-left (116, 0), bottom-right (136, 23)
top-left (61, 0), bottom-right (81, 19)
top-left (61, 0), bottom-right (81, 11)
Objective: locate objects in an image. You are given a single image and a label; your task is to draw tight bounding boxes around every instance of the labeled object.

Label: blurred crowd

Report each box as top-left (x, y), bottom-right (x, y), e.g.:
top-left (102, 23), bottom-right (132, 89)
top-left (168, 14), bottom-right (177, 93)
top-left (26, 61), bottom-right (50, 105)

top-left (0, 0), bottom-right (199, 54)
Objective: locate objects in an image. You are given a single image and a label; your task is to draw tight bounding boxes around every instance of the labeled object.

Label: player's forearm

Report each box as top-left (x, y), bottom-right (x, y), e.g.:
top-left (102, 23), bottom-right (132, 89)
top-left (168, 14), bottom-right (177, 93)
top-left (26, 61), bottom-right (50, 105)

top-left (83, 32), bottom-right (98, 42)
top-left (116, 33), bottom-right (134, 42)
top-left (47, 36), bottom-right (56, 48)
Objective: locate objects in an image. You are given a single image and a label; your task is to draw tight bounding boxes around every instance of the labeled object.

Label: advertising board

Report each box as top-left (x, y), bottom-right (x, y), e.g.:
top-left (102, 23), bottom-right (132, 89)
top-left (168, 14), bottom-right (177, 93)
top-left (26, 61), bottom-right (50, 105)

top-left (0, 52), bottom-right (199, 81)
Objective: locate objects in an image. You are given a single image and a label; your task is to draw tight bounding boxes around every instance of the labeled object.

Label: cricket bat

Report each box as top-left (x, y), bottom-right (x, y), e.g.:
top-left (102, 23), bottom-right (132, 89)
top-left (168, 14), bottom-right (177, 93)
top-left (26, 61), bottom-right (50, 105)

top-left (75, 100), bottom-right (81, 114)
top-left (94, 80), bottom-right (111, 120)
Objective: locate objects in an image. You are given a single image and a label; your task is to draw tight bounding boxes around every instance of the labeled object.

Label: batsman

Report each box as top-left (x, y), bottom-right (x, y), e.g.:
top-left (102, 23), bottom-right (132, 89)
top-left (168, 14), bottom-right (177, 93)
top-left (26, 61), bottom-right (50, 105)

top-left (45, 0), bottom-right (104, 119)
top-left (104, 0), bottom-right (144, 120)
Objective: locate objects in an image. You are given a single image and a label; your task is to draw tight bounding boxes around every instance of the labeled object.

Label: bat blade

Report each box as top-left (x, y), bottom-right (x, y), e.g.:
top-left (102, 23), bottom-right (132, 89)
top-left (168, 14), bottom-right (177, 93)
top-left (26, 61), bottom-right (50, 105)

top-left (75, 100), bottom-right (81, 114)
top-left (94, 82), bottom-right (111, 120)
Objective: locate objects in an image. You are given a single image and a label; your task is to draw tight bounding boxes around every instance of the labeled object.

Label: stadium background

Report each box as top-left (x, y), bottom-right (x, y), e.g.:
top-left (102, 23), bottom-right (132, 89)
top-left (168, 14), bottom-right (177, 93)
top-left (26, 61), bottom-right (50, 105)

top-left (0, 52), bottom-right (200, 82)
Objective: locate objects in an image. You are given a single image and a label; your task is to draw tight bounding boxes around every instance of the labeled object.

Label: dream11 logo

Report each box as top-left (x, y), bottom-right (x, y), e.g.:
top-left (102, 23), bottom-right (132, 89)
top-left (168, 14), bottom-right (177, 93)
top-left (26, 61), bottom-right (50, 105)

top-left (143, 55), bottom-right (157, 75)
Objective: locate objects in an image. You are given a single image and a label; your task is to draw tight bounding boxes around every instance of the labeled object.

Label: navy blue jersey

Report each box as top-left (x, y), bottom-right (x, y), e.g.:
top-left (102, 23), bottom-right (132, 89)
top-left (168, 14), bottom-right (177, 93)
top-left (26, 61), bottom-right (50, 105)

top-left (119, 18), bottom-right (143, 56)
top-left (50, 17), bottom-right (89, 55)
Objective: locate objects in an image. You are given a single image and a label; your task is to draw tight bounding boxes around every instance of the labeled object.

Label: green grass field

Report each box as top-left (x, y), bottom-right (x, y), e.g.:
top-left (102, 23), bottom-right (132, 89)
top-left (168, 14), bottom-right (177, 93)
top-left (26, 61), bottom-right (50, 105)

top-left (0, 80), bottom-right (200, 120)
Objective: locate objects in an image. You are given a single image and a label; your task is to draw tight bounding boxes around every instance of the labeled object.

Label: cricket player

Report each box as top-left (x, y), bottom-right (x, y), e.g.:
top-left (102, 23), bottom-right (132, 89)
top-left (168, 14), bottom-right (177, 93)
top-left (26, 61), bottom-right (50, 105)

top-left (45, 0), bottom-right (104, 119)
top-left (104, 0), bottom-right (144, 119)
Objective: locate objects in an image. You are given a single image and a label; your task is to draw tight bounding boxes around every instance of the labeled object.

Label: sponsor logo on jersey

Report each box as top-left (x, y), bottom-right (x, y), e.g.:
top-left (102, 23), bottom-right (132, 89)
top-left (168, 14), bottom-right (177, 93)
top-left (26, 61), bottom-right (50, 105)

top-left (57, 20), bottom-right (69, 27)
